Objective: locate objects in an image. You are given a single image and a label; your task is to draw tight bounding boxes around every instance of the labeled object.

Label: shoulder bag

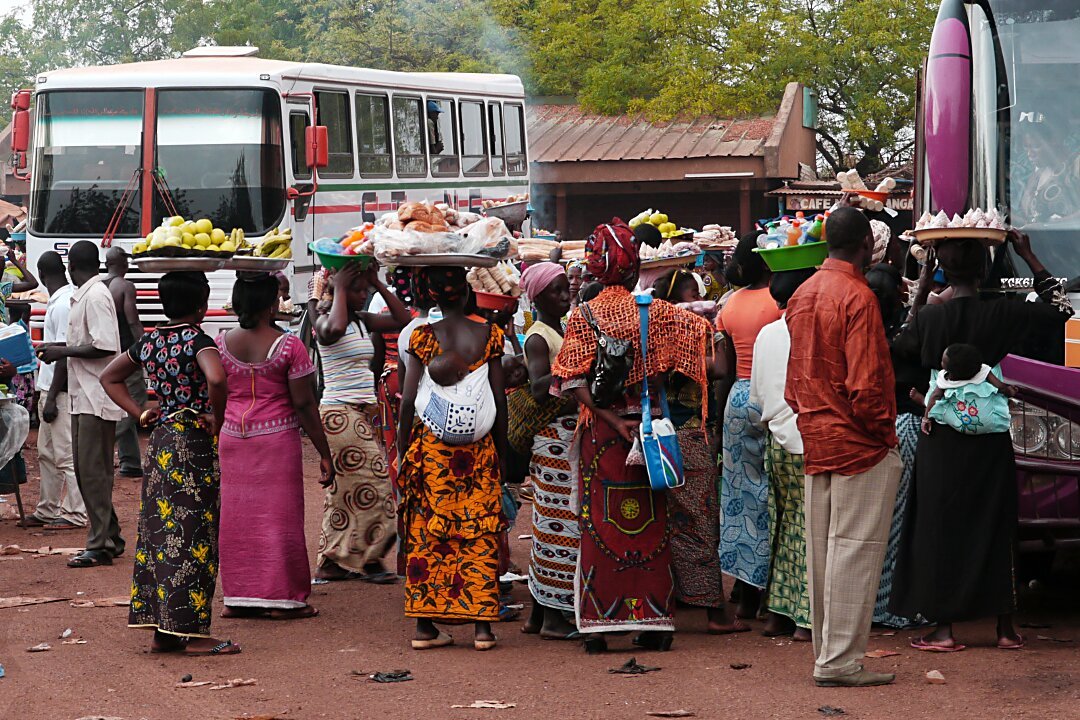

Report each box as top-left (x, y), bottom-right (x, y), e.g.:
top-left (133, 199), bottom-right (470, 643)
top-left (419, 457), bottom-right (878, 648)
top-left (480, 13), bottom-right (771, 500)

top-left (635, 294), bottom-right (684, 490)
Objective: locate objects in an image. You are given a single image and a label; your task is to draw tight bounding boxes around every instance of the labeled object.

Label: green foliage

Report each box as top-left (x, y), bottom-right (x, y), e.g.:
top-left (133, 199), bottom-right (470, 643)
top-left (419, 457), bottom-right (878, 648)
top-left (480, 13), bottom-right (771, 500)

top-left (0, 0), bottom-right (939, 171)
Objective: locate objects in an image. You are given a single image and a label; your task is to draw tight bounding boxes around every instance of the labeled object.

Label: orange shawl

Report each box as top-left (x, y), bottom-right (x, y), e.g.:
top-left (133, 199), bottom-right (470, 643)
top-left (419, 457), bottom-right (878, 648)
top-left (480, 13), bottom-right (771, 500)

top-left (552, 286), bottom-right (711, 425)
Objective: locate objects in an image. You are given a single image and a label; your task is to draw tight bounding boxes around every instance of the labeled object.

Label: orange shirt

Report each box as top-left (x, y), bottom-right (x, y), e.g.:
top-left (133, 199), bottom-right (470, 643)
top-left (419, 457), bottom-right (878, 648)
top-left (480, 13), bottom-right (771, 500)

top-left (716, 287), bottom-right (783, 380)
top-left (784, 258), bottom-right (898, 476)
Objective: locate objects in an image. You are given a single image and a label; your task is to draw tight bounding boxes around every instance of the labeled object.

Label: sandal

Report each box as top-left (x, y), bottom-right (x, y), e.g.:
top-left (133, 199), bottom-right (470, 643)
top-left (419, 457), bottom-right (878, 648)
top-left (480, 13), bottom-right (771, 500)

top-left (910, 636), bottom-right (966, 653)
top-left (221, 607), bottom-right (271, 619)
top-left (632, 632), bottom-right (674, 652)
top-left (474, 637), bottom-right (497, 651)
top-left (411, 631), bottom-right (454, 650)
top-left (67, 550), bottom-right (112, 568)
top-left (997, 634), bottom-right (1025, 650)
top-left (184, 640), bottom-right (242, 656)
top-left (540, 629), bottom-right (581, 641)
top-left (358, 570), bottom-right (399, 585)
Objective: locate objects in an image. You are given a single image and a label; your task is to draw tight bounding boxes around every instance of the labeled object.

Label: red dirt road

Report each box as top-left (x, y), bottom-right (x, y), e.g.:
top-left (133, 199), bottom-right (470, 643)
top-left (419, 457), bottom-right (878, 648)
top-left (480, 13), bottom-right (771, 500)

top-left (1, 433), bottom-right (1078, 720)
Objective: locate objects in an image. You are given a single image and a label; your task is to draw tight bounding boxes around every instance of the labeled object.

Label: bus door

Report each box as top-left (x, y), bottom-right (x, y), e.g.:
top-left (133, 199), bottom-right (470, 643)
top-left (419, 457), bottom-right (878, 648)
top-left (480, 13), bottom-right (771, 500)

top-left (286, 108), bottom-right (315, 263)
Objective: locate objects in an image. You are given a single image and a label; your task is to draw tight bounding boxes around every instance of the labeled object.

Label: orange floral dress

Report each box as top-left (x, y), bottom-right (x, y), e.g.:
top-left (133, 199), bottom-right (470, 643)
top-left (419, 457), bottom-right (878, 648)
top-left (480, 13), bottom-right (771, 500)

top-left (399, 322), bottom-right (505, 622)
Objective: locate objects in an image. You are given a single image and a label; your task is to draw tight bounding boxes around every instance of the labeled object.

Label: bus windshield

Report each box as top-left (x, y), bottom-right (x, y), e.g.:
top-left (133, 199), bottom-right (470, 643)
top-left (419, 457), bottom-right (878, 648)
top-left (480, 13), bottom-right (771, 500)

top-left (990, 1), bottom-right (1080, 279)
top-left (155, 89), bottom-right (285, 233)
top-left (31, 90), bottom-right (143, 236)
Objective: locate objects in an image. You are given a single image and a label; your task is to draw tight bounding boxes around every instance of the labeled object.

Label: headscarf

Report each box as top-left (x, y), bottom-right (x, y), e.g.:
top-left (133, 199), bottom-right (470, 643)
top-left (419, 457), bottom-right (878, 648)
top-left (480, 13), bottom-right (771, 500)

top-left (390, 266), bottom-right (414, 305)
top-left (419, 266), bottom-right (468, 306)
top-left (520, 261), bottom-right (565, 303)
top-left (586, 218), bottom-right (638, 287)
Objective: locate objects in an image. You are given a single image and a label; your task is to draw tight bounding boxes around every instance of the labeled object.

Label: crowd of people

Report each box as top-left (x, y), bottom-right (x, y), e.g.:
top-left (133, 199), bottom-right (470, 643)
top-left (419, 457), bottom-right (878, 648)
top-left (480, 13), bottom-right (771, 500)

top-left (0, 203), bottom-right (1073, 683)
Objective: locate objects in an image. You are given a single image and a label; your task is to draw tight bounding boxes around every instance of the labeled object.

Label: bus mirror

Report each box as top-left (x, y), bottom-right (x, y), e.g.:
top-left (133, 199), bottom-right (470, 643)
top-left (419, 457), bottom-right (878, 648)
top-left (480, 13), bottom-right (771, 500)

top-left (10, 89), bottom-right (32, 162)
top-left (306, 125), bottom-right (328, 169)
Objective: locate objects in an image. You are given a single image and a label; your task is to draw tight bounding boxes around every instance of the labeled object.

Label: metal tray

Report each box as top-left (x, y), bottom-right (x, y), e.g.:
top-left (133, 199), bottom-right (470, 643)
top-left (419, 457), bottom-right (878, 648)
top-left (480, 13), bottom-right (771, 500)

top-left (131, 257), bottom-right (228, 272)
top-left (639, 253), bottom-right (702, 269)
top-left (224, 256), bottom-right (291, 271)
top-left (911, 227), bottom-right (1007, 247)
top-left (382, 253), bottom-right (498, 268)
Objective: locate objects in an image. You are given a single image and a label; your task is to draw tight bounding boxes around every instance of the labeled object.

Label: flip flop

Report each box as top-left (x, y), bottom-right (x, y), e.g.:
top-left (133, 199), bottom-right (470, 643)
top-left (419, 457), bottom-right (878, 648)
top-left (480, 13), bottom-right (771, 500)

top-left (411, 631), bottom-right (453, 650)
top-left (184, 640), bottom-right (242, 656)
top-left (997, 635), bottom-right (1025, 650)
top-left (540, 629), bottom-right (580, 641)
top-left (474, 636), bottom-right (497, 651)
top-left (267, 606), bottom-right (319, 620)
top-left (67, 550), bottom-right (112, 568)
top-left (17, 516), bottom-right (46, 528)
top-left (910, 636), bottom-right (966, 653)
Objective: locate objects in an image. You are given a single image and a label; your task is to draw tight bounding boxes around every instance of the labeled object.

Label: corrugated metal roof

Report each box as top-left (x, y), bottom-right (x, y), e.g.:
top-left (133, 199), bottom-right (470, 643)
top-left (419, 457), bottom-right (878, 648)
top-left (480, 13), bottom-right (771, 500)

top-left (527, 104), bottom-right (776, 163)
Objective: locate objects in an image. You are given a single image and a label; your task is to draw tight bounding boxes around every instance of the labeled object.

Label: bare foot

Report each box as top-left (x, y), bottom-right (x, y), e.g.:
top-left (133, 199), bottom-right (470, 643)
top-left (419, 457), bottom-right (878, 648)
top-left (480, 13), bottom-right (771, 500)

top-left (792, 627), bottom-right (812, 642)
top-left (762, 612), bottom-right (796, 637)
top-left (267, 606), bottom-right (318, 620)
top-left (315, 561), bottom-right (361, 581)
top-left (150, 631), bottom-right (186, 653)
top-left (522, 601), bottom-right (544, 634)
top-left (539, 609), bottom-right (578, 639)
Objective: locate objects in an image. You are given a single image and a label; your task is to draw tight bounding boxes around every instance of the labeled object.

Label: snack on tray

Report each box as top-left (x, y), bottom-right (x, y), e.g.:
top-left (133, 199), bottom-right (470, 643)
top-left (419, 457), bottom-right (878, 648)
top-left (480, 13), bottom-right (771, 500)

top-left (518, 238), bottom-right (559, 263)
top-left (914, 207), bottom-right (1006, 231)
top-left (638, 240), bottom-right (701, 261)
top-left (693, 225), bottom-right (737, 249)
top-left (467, 261), bottom-right (522, 297)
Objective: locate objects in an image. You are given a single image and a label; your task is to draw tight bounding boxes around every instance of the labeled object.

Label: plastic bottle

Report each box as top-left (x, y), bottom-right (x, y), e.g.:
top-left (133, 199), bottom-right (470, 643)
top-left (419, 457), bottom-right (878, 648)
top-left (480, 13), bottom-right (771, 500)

top-left (787, 219), bottom-right (802, 246)
top-left (806, 215), bottom-right (824, 242)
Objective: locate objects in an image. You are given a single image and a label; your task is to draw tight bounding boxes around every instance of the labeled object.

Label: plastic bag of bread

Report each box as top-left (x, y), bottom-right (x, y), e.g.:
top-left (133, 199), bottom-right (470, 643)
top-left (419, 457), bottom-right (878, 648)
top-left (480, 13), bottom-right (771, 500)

top-left (398, 202), bottom-right (435, 224)
top-left (368, 225), bottom-right (486, 263)
top-left (462, 216), bottom-right (512, 248)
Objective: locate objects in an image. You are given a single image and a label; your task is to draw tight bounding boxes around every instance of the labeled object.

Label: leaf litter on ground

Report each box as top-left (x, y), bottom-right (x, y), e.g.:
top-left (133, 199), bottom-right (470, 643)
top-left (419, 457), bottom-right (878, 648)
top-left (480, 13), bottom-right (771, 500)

top-left (818, 707), bottom-right (846, 716)
top-left (450, 701), bottom-right (516, 709)
top-left (646, 711), bottom-right (695, 718)
top-left (865, 649), bottom-right (901, 658)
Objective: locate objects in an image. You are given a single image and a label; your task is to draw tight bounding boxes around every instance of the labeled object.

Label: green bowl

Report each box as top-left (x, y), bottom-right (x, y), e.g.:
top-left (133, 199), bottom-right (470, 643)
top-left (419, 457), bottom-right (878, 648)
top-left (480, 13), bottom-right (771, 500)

top-left (753, 241), bottom-right (827, 272)
top-left (309, 242), bottom-right (373, 270)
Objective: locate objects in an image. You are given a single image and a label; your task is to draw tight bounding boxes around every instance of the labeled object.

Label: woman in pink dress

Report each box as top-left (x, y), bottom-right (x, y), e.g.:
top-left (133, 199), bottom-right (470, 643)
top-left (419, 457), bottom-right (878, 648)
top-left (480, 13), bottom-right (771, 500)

top-left (216, 273), bottom-right (334, 619)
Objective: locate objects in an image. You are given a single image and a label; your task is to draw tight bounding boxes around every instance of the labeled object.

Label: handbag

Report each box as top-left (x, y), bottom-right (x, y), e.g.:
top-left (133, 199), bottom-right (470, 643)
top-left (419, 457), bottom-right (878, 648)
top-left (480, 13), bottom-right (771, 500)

top-left (580, 300), bottom-right (633, 409)
top-left (636, 294), bottom-right (685, 491)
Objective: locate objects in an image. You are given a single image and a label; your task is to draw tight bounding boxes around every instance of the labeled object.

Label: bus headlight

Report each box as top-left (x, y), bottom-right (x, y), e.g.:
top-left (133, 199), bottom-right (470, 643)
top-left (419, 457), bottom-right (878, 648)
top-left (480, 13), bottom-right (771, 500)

top-left (1010, 399), bottom-right (1080, 460)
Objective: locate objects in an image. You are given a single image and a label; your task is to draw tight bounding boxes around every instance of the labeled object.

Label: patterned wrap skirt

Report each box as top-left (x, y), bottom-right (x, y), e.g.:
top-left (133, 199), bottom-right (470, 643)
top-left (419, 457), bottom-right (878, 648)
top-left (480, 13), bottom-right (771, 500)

top-left (129, 415), bottom-right (219, 637)
top-left (528, 415), bottom-right (579, 612)
top-left (763, 434), bottom-right (810, 628)
top-left (719, 379), bottom-right (771, 588)
top-left (873, 413), bottom-right (918, 627)
top-left (576, 401), bottom-right (674, 634)
top-left (667, 428), bottom-right (725, 608)
top-left (318, 403), bottom-right (397, 572)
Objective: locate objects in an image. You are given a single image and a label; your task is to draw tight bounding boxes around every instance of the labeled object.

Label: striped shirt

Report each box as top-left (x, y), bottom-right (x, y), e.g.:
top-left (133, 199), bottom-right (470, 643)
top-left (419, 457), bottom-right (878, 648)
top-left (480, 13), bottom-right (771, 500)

top-left (319, 321), bottom-right (377, 405)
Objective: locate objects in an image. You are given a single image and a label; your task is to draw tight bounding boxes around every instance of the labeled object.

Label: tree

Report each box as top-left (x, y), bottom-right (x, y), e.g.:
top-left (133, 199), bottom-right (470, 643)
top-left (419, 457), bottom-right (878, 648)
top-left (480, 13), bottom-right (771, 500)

top-left (507, 0), bottom-right (937, 174)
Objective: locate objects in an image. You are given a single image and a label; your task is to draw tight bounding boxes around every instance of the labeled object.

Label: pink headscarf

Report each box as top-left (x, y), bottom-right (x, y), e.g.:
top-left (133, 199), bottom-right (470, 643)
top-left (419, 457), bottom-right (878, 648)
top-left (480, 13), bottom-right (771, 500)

top-left (519, 261), bottom-right (565, 303)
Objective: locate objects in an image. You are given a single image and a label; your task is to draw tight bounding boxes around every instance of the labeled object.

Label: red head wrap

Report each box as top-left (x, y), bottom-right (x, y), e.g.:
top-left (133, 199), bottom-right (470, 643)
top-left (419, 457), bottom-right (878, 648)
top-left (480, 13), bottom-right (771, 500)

top-left (585, 218), bottom-right (639, 286)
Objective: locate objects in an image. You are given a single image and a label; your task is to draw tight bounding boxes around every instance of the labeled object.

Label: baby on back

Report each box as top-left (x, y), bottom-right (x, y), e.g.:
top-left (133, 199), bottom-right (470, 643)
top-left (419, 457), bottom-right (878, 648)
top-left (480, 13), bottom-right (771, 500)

top-left (427, 350), bottom-right (470, 386)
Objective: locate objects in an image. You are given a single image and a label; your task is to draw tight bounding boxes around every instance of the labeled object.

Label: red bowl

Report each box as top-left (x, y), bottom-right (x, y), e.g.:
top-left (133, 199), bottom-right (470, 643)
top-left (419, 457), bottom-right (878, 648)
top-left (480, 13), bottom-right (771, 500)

top-left (856, 189), bottom-right (889, 201)
top-left (474, 290), bottom-right (518, 312)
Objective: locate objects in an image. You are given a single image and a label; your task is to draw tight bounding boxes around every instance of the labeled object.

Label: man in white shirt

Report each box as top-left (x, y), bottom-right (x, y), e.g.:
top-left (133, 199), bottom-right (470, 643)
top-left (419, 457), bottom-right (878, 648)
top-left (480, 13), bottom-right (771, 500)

top-left (38, 241), bottom-right (124, 568)
top-left (20, 251), bottom-right (86, 529)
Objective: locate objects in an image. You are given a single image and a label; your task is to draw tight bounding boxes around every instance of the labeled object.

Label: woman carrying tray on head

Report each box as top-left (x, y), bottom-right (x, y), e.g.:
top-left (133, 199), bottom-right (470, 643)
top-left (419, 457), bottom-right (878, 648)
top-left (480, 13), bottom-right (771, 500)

top-left (551, 220), bottom-right (712, 654)
top-left (315, 263), bottom-right (410, 582)
top-left (396, 265), bottom-right (509, 651)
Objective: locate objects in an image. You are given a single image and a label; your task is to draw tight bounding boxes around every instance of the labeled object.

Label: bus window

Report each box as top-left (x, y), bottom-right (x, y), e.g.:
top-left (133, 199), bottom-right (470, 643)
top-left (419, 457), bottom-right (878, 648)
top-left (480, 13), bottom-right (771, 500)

top-left (393, 95), bottom-right (427, 178)
top-left (460, 100), bottom-right (489, 176)
top-left (315, 90), bottom-right (354, 177)
top-left (31, 90), bottom-right (143, 236)
top-left (156, 88), bottom-right (286, 234)
top-left (488, 102), bottom-right (505, 176)
top-left (505, 103), bottom-right (527, 175)
top-left (429, 97), bottom-right (459, 178)
top-left (355, 93), bottom-right (392, 178)
top-left (289, 111), bottom-right (311, 180)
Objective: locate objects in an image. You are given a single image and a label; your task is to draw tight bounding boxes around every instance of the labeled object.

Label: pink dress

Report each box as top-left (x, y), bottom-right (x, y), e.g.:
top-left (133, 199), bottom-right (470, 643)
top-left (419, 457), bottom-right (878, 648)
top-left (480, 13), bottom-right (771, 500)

top-left (216, 332), bottom-right (316, 609)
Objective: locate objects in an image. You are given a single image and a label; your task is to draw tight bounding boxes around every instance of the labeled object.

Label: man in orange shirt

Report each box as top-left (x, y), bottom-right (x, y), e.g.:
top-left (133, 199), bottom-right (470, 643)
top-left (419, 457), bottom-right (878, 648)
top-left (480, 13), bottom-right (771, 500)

top-left (784, 206), bottom-right (901, 687)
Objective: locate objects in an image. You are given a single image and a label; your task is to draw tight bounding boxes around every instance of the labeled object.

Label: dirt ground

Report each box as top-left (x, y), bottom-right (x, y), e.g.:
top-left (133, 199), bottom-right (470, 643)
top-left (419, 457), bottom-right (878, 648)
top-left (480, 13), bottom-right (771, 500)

top-left (1, 431), bottom-right (1078, 720)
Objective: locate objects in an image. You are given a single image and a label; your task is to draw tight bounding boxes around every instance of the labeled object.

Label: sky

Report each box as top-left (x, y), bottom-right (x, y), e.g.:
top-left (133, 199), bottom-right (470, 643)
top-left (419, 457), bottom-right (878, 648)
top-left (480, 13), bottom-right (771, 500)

top-left (0, 1), bottom-right (27, 20)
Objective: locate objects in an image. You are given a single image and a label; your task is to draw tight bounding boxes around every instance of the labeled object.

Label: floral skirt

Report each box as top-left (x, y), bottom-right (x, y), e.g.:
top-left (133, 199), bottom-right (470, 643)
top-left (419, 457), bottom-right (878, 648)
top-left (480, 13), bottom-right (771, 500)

top-left (763, 435), bottom-right (810, 628)
top-left (668, 428), bottom-right (725, 608)
top-left (874, 413), bottom-right (918, 627)
top-left (129, 416), bottom-right (219, 637)
top-left (719, 379), bottom-right (771, 588)
top-left (400, 424), bottom-right (503, 622)
top-left (528, 415), bottom-right (579, 612)
top-left (318, 404), bottom-right (396, 572)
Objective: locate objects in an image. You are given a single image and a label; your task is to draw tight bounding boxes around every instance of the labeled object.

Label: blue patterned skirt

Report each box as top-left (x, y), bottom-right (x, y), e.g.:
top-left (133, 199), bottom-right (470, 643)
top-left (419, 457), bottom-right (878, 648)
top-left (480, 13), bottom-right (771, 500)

top-left (719, 379), bottom-right (771, 588)
top-left (873, 413), bottom-right (918, 627)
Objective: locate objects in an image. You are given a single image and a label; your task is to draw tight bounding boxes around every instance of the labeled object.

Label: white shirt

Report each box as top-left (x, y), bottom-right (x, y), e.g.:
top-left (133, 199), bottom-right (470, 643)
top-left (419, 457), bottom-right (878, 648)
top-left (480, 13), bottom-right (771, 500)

top-left (66, 275), bottom-right (123, 420)
top-left (37, 284), bottom-right (73, 392)
top-left (748, 317), bottom-right (803, 455)
top-left (398, 309), bottom-right (442, 375)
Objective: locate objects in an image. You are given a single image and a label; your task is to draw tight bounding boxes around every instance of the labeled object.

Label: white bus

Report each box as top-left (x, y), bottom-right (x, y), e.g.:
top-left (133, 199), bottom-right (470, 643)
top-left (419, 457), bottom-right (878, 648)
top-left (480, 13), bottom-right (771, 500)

top-left (16, 46), bottom-right (530, 337)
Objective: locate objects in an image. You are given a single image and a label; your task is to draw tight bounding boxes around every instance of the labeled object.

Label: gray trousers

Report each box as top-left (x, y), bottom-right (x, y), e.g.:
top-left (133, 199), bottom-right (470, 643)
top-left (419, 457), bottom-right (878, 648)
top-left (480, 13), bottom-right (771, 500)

top-left (72, 413), bottom-right (123, 556)
top-left (115, 369), bottom-right (147, 473)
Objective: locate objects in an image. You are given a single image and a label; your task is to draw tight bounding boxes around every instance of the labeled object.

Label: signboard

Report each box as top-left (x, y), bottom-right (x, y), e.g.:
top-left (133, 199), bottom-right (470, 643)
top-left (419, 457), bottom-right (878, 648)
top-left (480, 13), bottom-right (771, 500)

top-left (782, 194), bottom-right (914, 212)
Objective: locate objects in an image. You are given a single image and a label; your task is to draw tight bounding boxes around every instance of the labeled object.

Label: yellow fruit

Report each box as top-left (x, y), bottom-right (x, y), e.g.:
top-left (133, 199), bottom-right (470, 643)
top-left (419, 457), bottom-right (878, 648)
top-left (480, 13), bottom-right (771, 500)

top-left (194, 233), bottom-right (212, 247)
top-left (167, 216), bottom-right (185, 227)
top-left (220, 240), bottom-right (236, 252)
top-left (649, 213), bottom-right (664, 225)
top-left (211, 228), bottom-right (226, 243)
top-left (167, 226), bottom-right (183, 239)
top-left (659, 222), bottom-right (677, 234)
top-left (194, 218), bottom-right (213, 235)
top-left (181, 233), bottom-right (197, 247)
top-left (163, 237), bottom-right (182, 247)
top-left (206, 245), bottom-right (221, 252)
top-left (132, 242), bottom-right (147, 254)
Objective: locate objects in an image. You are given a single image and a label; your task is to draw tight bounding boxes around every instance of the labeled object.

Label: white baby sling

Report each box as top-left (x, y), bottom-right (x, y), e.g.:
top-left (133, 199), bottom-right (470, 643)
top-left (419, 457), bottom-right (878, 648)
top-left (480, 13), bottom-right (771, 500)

top-left (415, 360), bottom-right (496, 445)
